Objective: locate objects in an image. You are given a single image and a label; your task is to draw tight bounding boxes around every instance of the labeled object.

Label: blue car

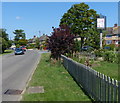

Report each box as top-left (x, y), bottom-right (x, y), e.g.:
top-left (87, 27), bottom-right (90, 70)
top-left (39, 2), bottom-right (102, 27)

top-left (82, 46), bottom-right (93, 51)
top-left (14, 48), bottom-right (24, 55)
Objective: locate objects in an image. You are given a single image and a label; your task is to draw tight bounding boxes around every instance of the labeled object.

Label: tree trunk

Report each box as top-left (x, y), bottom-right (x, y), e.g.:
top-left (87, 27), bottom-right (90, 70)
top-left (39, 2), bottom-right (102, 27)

top-left (80, 37), bottom-right (84, 52)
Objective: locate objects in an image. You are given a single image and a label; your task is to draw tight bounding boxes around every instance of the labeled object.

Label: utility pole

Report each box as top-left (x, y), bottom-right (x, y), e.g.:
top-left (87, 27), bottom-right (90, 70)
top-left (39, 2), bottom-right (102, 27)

top-left (39, 30), bottom-right (41, 37)
top-left (97, 14), bottom-right (106, 49)
top-left (100, 29), bottom-right (103, 49)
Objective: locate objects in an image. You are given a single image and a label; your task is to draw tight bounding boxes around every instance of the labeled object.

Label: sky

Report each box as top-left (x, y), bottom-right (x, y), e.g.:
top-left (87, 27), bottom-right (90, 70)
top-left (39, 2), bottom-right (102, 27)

top-left (2, 2), bottom-right (118, 39)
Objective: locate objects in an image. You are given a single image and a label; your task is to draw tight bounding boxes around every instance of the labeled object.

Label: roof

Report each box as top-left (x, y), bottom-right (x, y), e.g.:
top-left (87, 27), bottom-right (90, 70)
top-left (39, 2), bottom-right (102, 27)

top-left (39, 35), bottom-right (48, 41)
top-left (106, 27), bottom-right (113, 34)
top-left (113, 26), bottom-right (120, 34)
top-left (106, 26), bottom-right (120, 35)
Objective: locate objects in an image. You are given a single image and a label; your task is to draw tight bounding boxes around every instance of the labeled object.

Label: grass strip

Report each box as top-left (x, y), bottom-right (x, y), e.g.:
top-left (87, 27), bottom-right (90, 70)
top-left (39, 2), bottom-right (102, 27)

top-left (0, 50), bottom-right (14, 55)
top-left (72, 57), bottom-right (118, 80)
top-left (22, 53), bottom-right (91, 101)
top-left (92, 61), bottom-right (118, 80)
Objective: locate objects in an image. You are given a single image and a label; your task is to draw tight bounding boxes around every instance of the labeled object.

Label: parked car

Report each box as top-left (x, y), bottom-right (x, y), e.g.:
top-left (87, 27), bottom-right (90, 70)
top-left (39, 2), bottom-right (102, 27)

top-left (20, 46), bottom-right (27, 51)
top-left (82, 46), bottom-right (93, 51)
top-left (14, 48), bottom-right (24, 55)
top-left (103, 46), bottom-right (110, 50)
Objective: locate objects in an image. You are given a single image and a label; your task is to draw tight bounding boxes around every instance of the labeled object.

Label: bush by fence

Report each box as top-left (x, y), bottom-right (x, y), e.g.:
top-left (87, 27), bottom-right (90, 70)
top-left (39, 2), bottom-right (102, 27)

top-left (61, 55), bottom-right (119, 102)
top-left (103, 51), bottom-right (118, 63)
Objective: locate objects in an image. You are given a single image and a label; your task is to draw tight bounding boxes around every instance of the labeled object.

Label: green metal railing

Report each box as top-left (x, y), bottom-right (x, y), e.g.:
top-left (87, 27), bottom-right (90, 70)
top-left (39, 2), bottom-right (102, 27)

top-left (61, 55), bottom-right (119, 102)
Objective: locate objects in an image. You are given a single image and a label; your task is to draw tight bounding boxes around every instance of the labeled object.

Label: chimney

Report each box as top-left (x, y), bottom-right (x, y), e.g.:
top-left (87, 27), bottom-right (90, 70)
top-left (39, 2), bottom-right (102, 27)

top-left (114, 24), bottom-right (117, 27)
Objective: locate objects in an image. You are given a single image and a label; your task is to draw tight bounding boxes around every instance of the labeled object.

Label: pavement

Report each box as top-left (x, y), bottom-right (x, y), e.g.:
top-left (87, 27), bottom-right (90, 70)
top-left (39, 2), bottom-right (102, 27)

top-left (2, 50), bottom-right (41, 101)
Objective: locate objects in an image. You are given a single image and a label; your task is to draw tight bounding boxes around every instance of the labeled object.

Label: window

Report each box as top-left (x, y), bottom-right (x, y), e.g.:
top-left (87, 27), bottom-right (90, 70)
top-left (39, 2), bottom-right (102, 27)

top-left (106, 35), bottom-right (112, 37)
top-left (115, 41), bottom-right (118, 44)
top-left (106, 40), bottom-right (112, 44)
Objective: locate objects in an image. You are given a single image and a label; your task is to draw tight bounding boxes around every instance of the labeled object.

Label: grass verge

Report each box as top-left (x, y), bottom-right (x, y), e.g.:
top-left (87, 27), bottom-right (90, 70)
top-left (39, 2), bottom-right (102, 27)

top-left (92, 61), bottom-right (118, 80)
top-left (0, 50), bottom-right (14, 55)
top-left (72, 56), bottom-right (118, 80)
top-left (22, 53), bottom-right (91, 101)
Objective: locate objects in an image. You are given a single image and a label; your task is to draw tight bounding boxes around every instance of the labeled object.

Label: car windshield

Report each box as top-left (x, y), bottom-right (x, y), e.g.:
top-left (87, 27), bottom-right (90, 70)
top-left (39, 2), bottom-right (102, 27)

top-left (21, 46), bottom-right (26, 48)
top-left (15, 48), bottom-right (22, 51)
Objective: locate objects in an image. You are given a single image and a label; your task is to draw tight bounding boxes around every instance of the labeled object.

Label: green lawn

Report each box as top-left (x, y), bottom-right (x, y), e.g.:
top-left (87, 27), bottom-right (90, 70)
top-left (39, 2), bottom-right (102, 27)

top-left (92, 61), bottom-right (118, 80)
top-left (0, 49), bottom-right (14, 55)
top-left (72, 56), bottom-right (118, 80)
top-left (22, 53), bottom-right (91, 101)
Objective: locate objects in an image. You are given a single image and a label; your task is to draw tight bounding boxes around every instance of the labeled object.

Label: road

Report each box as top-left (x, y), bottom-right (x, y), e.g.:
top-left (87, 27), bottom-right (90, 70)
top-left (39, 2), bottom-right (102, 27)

top-left (2, 50), bottom-right (41, 101)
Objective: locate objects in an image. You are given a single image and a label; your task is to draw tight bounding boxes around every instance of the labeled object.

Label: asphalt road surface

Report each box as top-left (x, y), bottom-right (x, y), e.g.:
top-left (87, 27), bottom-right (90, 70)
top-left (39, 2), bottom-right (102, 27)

top-left (2, 50), bottom-right (41, 101)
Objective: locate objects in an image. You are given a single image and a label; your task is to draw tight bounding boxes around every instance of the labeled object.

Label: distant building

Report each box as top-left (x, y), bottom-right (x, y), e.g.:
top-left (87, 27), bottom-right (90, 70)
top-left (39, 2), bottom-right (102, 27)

top-left (39, 34), bottom-right (48, 42)
top-left (39, 34), bottom-right (49, 50)
top-left (28, 35), bottom-right (37, 44)
top-left (104, 24), bottom-right (120, 47)
top-left (10, 43), bottom-right (16, 50)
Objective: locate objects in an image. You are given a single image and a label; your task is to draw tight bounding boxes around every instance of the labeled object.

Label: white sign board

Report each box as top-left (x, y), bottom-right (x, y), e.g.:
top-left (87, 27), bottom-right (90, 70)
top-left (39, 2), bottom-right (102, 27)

top-left (97, 18), bottom-right (105, 29)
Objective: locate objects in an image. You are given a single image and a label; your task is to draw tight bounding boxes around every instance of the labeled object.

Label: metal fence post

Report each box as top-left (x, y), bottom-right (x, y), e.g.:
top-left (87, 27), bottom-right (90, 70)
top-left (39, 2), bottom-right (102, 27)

top-left (61, 55), bottom-right (119, 102)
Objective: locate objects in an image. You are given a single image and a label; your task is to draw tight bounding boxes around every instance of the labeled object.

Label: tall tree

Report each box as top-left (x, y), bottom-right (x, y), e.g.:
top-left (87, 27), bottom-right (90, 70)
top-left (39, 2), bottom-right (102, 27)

top-left (18, 39), bottom-right (28, 46)
top-left (60, 2), bottom-right (100, 50)
top-left (35, 37), bottom-right (40, 49)
top-left (13, 29), bottom-right (26, 41)
top-left (0, 29), bottom-right (9, 41)
top-left (0, 29), bottom-right (12, 53)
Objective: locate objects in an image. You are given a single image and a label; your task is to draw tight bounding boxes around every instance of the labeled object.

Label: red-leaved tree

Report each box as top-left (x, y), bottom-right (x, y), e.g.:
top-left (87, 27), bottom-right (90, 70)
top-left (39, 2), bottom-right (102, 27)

top-left (47, 24), bottom-right (75, 60)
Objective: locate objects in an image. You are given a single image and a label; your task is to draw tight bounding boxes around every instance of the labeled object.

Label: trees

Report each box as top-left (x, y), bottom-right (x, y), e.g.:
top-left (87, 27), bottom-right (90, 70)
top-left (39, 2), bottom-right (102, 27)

top-left (47, 24), bottom-right (75, 60)
top-left (35, 37), bottom-right (40, 49)
top-left (18, 39), bottom-right (28, 46)
top-left (13, 29), bottom-right (26, 42)
top-left (0, 29), bottom-right (12, 53)
top-left (13, 29), bottom-right (27, 46)
top-left (60, 2), bottom-right (100, 50)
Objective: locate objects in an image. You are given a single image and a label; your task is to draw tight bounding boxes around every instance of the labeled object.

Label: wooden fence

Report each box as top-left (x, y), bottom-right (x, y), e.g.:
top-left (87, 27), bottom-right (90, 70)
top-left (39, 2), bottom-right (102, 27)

top-left (61, 55), bottom-right (119, 102)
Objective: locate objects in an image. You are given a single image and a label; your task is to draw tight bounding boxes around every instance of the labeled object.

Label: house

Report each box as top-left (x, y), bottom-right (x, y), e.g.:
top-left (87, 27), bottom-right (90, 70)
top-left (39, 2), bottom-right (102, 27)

top-left (104, 24), bottom-right (120, 47)
top-left (39, 34), bottom-right (48, 50)
top-left (39, 34), bottom-right (48, 42)
top-left (28, 35), bottom-right (37, 44)
top-left (10, 43), bottom-right (16, 50)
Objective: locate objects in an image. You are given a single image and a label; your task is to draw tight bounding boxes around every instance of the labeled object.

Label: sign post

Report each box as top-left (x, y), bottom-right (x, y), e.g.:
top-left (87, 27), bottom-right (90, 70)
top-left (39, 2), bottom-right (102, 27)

top-left (97, 14), bottom-right (106, 49)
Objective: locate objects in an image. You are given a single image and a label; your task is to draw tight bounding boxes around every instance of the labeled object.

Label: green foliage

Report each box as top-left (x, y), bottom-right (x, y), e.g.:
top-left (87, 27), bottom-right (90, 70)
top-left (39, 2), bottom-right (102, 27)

top-left (108, 44), bottom-right (115, 50)
top-left (35, 38), bottom-right (40, 49)
top-left (104, 44), bottom-right (116, 51)
top-left (104, 51), bottom-right (118, 63)
top-left (16, 44), bottom-right (20, 48)
top-left (18, 39), bottom-right (28, 46)
top-left (0, 29), bottom-right (9, 41)
top-left (0, 38), bottom-right (2, 53)
top-left (13, 29), bottom-right (26, 42)
top-left (74, 39), bottom-right (81, 52)
top-left (26, 46), bottom-right (33, 49)
top-left (60, 2), bottom-right (100, 50)
top-left (1, 37), bottom-right (8, 53)
top-left (26, 44), bottom-right (35, 49)
top-left (0, 29), bottom-right (12, 53)
top-left (79, 57), bottom-right (86, 64)
top-left (94, 49), bottom-right (106, 57)
top-left (115, 47), bottom-right (119, 51)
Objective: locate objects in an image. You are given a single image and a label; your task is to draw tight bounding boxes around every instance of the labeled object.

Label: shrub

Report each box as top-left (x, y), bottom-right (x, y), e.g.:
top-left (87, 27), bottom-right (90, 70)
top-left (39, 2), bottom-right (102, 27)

top-left (104, 44), bottom-right (115, 50)
top-left (26, 44), bottom-right (35, 49)
top-left (109, 44), bottom-right (116, 50)
top-left (94, 49), bottom-right (106, 57)
top-left (104, 51), bottom-right (118, 63)
top-left (47, 24), bottom-right (75, 60)
top-left (16, 44), bottom-right (20, 48)
top-left (115, 47), bottom-right (119, 51)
